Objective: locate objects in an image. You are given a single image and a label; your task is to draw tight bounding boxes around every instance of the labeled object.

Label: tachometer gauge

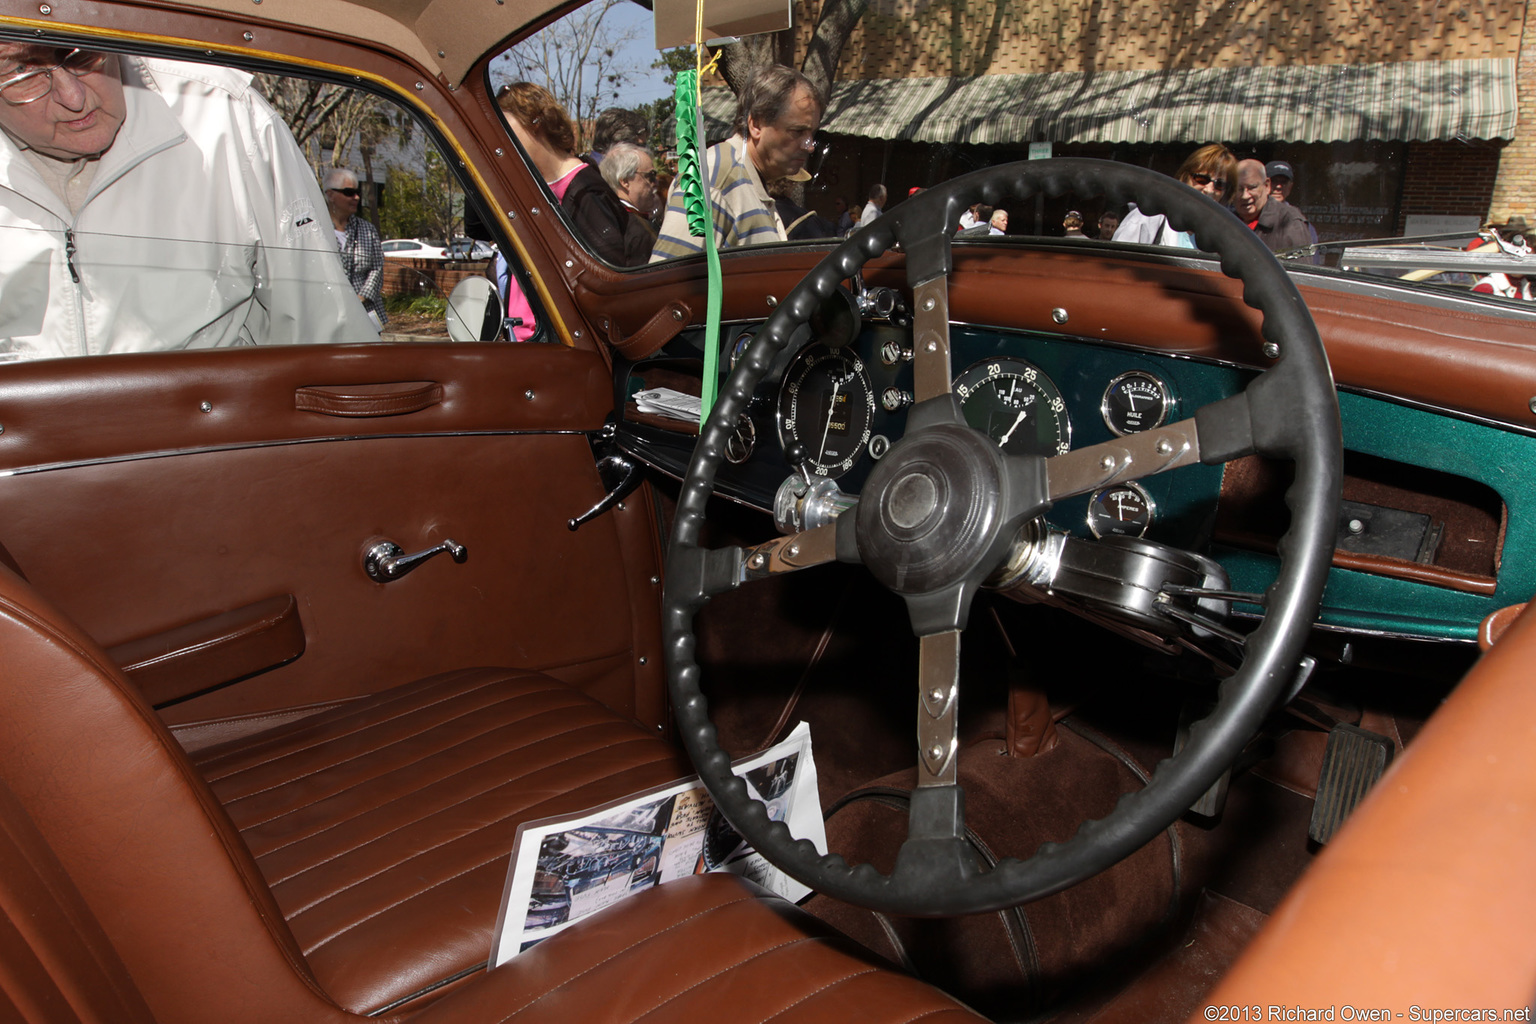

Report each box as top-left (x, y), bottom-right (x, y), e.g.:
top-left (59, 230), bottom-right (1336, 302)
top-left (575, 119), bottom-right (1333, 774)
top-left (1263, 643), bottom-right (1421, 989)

top-left (952, 358), bottom-right (1071, 456)
top-left (777, 345), bottom-right (875, 479)
top-left (1101, 371), bottom-right (1173, 436)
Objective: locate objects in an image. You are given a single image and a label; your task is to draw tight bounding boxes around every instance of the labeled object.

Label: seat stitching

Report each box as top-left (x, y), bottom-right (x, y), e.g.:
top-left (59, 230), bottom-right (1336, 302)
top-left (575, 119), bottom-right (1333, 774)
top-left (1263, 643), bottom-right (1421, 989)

top-left (204, 676), bottom-right (579, 785)
top-left (247, 715), bottom-right (640, 847)
top-left (282, 743), bottom-right (675, 924)
top-left (216, 691), bottom-right (593, 804)
top-left (474, 892), bottom-right (758, 1024)
top-left (236, 710), bottom-right (623, 835)
top-left (196, 669), bottom-right (509, 777)
top-left (625, 936), bottom-right (827, 1024)
top-left (284, 740), bottom-right (675, 925)
top-left (200, 674), bottom-right (573, 782)
top-left (750, 965), bottom-right (881, 1024)
top-left (885, 1008), bottom-right (972, 1024)
top-left (261, 731), bottom-right (671, 884)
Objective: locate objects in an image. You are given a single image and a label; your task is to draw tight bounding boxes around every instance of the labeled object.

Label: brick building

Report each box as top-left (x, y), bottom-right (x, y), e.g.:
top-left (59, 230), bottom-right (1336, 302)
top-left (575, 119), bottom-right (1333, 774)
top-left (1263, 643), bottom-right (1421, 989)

top-left (708, 0), bottom-right (1531, 239)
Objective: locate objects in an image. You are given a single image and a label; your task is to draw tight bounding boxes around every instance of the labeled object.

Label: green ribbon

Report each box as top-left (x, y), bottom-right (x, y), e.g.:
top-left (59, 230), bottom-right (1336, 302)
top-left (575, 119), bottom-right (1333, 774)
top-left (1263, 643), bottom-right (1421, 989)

top-left (675, 69), bottom-right (723, 431)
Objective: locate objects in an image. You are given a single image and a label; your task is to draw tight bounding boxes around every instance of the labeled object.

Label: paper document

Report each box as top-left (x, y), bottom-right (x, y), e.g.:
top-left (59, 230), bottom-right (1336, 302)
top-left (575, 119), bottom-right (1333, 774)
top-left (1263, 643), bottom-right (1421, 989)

top-left (490, 722), bottom-right (824, 965)
top-left (632, 386), bottom-right (701, 422)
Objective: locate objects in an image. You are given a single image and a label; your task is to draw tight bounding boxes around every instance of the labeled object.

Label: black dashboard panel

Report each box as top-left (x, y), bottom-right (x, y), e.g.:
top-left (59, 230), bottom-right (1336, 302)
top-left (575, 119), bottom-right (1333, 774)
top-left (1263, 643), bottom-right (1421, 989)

top-left (621, 321), bottom-right (1248, 550)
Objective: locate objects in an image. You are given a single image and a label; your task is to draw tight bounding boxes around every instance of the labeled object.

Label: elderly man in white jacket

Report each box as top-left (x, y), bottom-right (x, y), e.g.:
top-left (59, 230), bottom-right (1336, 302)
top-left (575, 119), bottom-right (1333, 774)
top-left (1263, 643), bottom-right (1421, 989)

top-left (0, 44), bottom-right (372, 360)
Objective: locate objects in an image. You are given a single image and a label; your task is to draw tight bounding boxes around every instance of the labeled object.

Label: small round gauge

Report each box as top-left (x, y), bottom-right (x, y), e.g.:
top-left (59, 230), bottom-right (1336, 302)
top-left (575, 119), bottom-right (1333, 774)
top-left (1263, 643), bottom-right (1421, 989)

top-left (777, 344), bottom-right (875, 479)
top-left (1102, 371), bottom-right (1173, 436)
top-left (724, 414), bottom-right (756, 465)
top-left (728, 331), bottom-right (756, 372)
top-left (1087, 483), bottom-right (1155, 538)
top-left (952, 357), bottom-right (1071, 457)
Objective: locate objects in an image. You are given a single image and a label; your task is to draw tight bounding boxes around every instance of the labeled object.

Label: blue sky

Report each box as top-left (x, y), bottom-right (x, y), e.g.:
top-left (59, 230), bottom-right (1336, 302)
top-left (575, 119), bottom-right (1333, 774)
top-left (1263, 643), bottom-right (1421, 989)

top-left (607, 2), bottom-right (678, 105)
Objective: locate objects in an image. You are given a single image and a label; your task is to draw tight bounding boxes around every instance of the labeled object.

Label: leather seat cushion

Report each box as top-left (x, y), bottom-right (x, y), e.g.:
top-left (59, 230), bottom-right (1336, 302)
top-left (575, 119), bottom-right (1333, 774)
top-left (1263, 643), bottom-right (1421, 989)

top-left (189, 668), bottom-right (691, 1015)
top-left (410, 872), bottom-right (989, 1024)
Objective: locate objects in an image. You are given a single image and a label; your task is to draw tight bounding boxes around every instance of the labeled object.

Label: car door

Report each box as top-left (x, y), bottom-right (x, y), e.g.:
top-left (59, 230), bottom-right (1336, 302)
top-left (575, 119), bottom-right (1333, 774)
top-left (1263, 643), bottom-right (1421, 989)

top-left (0, 51), bottom-right (669, 744)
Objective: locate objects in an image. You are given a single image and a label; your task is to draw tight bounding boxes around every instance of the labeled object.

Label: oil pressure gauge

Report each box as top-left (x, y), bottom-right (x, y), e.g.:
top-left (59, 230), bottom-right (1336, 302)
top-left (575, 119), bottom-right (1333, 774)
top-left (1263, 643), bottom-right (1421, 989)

top-left (1101, 371), bottom-right (1173, 436)
top-left (1087, 483), bottom-right (1154, 538)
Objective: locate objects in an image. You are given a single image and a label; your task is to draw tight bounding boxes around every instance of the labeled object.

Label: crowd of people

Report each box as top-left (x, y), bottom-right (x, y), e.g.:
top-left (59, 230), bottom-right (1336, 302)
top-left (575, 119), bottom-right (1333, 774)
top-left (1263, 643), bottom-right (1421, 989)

top-left (1, 43), bottom-right (1525, 361)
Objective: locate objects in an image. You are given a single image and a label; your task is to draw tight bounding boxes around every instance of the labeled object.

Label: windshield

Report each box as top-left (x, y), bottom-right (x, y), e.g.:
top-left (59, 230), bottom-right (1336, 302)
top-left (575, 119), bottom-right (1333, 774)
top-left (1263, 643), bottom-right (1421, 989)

top-left (491, 0), bottom-right (1531, 305)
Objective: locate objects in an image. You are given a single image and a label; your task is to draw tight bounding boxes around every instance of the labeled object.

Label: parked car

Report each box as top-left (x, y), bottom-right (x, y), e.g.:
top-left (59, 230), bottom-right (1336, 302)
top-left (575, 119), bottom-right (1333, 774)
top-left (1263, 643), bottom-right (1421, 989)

top-left (382, 238), bottom-right (449, 259)
top-left (444, 238), bottom-right (496, 260)
top-left (1, 0), bottom-right (1534, 1021)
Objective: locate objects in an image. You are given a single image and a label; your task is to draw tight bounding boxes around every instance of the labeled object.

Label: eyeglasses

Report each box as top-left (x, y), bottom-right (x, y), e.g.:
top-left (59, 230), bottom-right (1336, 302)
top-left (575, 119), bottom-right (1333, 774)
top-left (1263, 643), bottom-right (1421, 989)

top-left (328, 187), bottom-right (362, 198)
top-left (1189, 173), bottom-right (1227, 191)
top-left (0, 48), bottom-right (112, 106)
top-left (641, 171), bottom-right (658, 184)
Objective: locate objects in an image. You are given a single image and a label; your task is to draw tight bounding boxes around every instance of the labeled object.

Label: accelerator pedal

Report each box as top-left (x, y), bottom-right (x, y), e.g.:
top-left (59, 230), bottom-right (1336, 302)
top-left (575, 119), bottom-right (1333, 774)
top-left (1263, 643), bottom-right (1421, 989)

top-left (1308, 723), bottom-right (1395, 843)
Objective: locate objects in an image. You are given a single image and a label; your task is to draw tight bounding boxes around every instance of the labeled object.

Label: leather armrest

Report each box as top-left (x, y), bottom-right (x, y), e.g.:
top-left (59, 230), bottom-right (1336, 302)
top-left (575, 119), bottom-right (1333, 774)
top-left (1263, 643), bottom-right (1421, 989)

top-left (107, 595), bottom-right (305, 707)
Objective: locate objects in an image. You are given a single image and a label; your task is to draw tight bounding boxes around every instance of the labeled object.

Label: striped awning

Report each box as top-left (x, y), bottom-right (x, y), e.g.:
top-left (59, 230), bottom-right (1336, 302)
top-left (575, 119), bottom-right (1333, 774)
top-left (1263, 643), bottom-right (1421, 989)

top-left (702, 59), bottom-right (1516, 145)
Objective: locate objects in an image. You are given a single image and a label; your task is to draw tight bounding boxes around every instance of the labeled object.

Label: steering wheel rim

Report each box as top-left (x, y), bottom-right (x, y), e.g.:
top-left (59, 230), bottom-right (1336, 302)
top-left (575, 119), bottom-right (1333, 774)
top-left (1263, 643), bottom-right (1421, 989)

top-left (663, 157), bottom-right (1342, 916)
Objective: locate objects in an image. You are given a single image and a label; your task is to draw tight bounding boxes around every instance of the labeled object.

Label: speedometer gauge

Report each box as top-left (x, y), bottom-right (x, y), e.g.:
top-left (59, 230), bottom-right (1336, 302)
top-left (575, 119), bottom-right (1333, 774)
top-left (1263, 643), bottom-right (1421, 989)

top-left (952, 358), bottom-right (1071, 457)
top-left (777, 345), bottom-right (875, 479)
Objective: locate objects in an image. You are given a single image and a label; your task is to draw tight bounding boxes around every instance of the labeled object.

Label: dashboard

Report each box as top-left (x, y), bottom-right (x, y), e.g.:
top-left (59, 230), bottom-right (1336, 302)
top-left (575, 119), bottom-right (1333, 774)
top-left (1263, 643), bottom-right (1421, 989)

top-left (619, 310), bottom-right (1536, 646)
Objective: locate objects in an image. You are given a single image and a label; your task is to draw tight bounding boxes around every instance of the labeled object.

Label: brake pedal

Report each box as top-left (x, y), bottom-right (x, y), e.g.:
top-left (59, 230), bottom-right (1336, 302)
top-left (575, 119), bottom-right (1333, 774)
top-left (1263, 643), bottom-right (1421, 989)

top-left (1308, 723), bottom-right (1394, 844)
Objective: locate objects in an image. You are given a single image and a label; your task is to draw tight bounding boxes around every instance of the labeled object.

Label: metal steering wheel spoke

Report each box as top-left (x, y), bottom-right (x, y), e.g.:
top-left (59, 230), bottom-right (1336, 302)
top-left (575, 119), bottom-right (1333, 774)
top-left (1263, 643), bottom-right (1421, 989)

top-left (739, 523), bottom-right (845, 582)
top-left (911, 277), bottom-right (958, 407)
top-left (916, 629), bottom-right (962, 787)
top-left (1045, 416), bottom-right (1204, 501)
top-left (890, 629), bottom-right (974, 892)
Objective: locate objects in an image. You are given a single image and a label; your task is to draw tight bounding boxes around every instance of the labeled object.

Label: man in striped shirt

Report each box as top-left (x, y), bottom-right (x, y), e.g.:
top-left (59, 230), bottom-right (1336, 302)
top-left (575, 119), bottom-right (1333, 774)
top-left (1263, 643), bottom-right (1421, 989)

top-left (650, 65), bottom-right (825, 262)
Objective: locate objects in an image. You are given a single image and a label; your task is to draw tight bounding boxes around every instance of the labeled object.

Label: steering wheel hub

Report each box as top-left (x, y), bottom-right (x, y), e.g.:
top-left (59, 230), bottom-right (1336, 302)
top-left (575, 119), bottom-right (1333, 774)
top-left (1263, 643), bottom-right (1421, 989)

top-left (857, 423), bottom-right (1004, 594)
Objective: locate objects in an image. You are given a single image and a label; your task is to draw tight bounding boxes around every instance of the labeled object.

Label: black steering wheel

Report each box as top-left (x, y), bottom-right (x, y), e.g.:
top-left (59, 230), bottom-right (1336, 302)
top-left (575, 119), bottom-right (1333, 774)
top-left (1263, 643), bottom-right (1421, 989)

top-left (663, 157), bottom-right (1342, 916)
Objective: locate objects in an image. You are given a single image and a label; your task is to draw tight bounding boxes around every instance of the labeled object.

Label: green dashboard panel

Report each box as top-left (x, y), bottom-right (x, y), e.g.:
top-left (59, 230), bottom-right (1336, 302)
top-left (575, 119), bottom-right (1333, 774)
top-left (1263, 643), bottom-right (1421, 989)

top-left (1220, 391), bottom-right (1536, 642)
top-left (969, 330), bottom-right (1536, 642)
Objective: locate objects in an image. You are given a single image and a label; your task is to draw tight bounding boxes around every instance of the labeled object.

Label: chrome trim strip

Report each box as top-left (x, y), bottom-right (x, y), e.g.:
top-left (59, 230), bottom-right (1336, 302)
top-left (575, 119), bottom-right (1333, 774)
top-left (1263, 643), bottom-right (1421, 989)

top-left (0, 429), bottom-right (588, 478)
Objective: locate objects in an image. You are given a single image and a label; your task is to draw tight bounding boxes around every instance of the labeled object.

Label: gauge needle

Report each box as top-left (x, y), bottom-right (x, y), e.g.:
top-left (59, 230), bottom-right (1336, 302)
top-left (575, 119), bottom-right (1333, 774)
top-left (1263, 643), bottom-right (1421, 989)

top-left (817, 377), bottom-right (842, 465)
top-left (997, 409), bottom-right (1028, 448)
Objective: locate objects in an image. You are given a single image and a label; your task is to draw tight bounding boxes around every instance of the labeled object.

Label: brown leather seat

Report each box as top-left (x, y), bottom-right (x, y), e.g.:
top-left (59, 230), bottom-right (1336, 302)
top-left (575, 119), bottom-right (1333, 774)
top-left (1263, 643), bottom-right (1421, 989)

top-left (0, 761), bottom-right (981, 1024)
top-left (190, 668), bottom-right (690, 1012)
top-left (0, 562), bottom-right (986, 1023)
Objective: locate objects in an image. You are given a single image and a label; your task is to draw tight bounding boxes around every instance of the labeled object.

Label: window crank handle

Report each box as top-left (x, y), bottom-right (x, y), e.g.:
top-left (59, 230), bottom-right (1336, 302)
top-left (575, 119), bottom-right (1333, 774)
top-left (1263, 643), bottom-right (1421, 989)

top-left (364, 539), bottom-right (468, 582)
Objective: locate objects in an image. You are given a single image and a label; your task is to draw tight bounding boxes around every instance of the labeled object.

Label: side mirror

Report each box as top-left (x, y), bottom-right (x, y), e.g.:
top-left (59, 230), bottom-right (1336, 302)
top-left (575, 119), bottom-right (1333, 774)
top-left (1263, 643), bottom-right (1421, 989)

top-left (445, 276), bottom-right (505, 342)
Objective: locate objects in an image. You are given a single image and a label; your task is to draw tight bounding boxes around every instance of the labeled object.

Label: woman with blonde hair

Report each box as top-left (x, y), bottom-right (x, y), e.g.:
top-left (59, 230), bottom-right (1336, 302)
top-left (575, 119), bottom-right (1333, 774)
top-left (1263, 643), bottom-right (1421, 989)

top-left (1112, 143), bottom-right (1237, 248)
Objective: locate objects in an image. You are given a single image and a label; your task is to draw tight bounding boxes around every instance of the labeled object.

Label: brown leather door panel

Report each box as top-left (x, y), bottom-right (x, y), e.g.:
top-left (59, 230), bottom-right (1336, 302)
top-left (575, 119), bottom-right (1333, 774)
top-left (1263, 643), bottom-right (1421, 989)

top-left (0, 344), bottom-right (663, 730)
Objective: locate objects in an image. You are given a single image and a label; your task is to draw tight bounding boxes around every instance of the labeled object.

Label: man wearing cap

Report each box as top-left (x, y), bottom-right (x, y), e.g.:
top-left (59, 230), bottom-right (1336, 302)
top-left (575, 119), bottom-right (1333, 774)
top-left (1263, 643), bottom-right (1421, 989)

top-left (1265, 158), bottom-right (1320, 259)
top-left (1233, 158), bottom-right (1313, 254)
top-left (651, 64), bottom-right (824, 260)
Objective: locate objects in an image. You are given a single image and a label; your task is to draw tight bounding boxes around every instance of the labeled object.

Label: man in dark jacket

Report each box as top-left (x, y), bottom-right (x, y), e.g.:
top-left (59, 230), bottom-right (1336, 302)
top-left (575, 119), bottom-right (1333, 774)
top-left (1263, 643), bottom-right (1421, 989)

top-left (599, 142), bottom-right (659, 266)
top-left (1233, 158), bottom-right (1312, 253)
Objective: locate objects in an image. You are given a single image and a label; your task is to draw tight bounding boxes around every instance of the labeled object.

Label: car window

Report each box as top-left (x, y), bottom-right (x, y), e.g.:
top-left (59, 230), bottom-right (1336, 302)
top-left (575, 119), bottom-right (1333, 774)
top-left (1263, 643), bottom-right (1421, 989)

top-left (0, 49), bottom-right (537, 362)
top-left (491, 0), bottom-right (1530, 306)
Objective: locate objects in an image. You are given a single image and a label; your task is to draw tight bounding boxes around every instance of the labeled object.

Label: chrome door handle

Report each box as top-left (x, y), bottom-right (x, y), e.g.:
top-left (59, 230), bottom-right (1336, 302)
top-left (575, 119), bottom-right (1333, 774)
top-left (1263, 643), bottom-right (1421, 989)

top-left (364, 539), bottom-right (468, 582)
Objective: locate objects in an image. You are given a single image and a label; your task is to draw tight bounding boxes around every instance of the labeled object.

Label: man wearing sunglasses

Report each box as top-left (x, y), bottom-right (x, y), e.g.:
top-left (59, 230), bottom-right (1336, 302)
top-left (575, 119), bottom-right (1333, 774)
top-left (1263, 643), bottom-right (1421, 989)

top-left (0, 44), bottom-right (369, 359)
top-left (598, 142), bottom-right (659, 266)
